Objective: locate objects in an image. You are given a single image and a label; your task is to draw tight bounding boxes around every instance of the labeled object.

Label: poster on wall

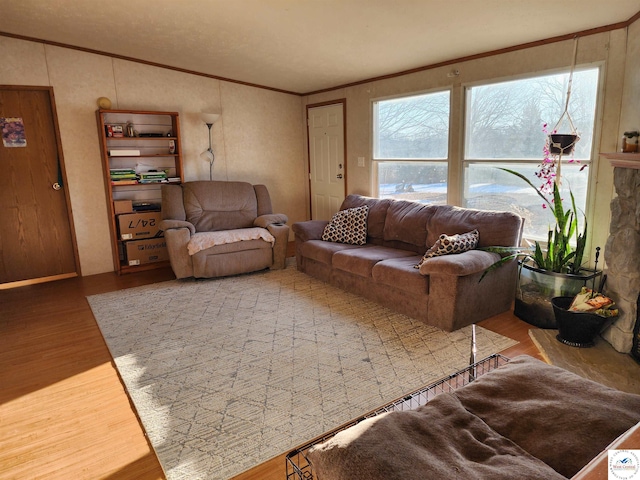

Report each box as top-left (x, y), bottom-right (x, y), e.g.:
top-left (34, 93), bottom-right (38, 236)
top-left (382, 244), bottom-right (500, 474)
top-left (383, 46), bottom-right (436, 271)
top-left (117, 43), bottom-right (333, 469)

top-left (1, 117), bottom-right (27, 147)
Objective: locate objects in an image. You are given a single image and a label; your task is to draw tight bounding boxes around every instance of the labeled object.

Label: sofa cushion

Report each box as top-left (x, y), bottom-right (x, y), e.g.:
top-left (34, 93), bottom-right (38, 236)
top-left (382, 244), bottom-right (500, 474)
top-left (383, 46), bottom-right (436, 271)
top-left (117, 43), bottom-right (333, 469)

top-left (418, 249), bottom-right (502, 276)
top-left (182, 181), bottom-right (258, 232)
top-left (372, 256), bottom-right (429, 296)
top-left (333, 246), bottom-right (415, 277)
top-left (187, 228), bottom-right (275, 255)
top-left (340, 195), bottom-right (391, 241)
top-left (322, 205), bottom-right (369, 245)
top-left (416, 229), bottom-right (479, 268)
top-left (454, 355), bottom-right (640, 478)
top-left (382, 200), bottom-right (435, 250)
top-left (426, 205), bottom-right (522, 248)
top-left (306, 392), bottom-right (566, 480)
top-left (299, 239), bottom-right (361, 265)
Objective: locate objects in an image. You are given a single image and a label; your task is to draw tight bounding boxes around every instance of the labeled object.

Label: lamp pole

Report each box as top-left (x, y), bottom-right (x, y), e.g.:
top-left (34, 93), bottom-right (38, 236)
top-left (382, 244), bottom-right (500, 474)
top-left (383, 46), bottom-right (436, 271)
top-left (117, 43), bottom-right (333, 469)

top-left (205, 122), bottom-right (214, 180)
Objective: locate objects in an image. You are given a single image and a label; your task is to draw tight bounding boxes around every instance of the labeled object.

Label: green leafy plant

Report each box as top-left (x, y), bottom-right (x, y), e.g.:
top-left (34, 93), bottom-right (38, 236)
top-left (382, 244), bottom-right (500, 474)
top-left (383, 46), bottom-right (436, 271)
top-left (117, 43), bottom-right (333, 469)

top-left (480, 167), bottom-right (587, 281)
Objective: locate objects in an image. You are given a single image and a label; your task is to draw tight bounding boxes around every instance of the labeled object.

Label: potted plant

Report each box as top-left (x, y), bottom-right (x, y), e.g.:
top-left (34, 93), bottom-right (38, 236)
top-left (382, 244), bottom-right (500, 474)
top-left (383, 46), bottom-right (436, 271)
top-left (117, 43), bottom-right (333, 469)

top-left (480, 135), bottom-right (602, 328)
top-left (622, 130), bottom-right (639, 153)
top-left (546, 118), bottom-right (579, 157)
top-left (480, 37), bottom-right (606, 327)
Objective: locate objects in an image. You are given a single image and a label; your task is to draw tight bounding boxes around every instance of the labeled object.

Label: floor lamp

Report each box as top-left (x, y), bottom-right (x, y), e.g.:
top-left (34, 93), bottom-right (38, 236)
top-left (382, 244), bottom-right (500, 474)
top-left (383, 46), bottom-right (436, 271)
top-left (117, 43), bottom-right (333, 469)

top-left (201, 113), bottom-right (220, 180)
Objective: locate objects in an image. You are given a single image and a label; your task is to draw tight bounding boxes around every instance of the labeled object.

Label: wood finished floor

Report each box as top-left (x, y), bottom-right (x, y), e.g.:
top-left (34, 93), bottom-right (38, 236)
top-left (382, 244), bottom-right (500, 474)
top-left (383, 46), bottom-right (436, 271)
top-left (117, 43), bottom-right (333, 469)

top-left (0, 260), bottom-right (542, 480)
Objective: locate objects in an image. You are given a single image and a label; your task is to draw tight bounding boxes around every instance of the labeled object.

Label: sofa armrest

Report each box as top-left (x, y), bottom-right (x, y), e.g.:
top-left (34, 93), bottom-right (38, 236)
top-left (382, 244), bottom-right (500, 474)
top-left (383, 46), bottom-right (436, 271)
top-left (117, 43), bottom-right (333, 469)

top-left (267, 223), bottom-right (290, 269)
top-left (159, 219), bottom-right (196, 236)
top-left (254, 213), bottom-right (288, 228)
top-left (418, 250), bottom-right (501, 276)
top-left (292, 220), bottom-right (328, 242)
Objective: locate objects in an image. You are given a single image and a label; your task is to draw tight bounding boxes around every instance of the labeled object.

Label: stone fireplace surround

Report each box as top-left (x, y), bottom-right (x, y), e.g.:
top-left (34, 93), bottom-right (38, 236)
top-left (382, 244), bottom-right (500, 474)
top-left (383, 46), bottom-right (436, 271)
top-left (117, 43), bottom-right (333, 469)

top-left (602, 155), bottom-right (640, 353)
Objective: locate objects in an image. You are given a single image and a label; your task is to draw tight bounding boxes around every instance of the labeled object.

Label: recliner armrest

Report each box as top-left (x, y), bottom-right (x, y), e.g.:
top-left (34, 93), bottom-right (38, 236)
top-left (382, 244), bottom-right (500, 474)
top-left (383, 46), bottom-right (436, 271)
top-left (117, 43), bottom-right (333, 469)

top-left (266, 223), bottom-right (290, 270)
top-left (159, 219), bottom-right (196, 235)
top-left (418, 250), bottom-right (502, 276)
top-left (254, 213), bottom-right (288, 228)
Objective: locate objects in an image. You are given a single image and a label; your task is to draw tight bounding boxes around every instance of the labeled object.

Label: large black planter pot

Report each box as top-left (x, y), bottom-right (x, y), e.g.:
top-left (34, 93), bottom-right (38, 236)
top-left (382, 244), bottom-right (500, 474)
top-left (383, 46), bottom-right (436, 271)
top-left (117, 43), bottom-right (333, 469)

top-left (551, 296), bottom-right (608, 348)
top-left (514, 262), bottom-right (601, 329)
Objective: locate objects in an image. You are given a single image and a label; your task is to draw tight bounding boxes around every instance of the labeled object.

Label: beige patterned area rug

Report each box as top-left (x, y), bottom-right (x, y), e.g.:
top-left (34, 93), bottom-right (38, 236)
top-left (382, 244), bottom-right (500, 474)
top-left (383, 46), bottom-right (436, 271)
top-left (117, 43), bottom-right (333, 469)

top-left (87, 259), bottom-right (516, 480)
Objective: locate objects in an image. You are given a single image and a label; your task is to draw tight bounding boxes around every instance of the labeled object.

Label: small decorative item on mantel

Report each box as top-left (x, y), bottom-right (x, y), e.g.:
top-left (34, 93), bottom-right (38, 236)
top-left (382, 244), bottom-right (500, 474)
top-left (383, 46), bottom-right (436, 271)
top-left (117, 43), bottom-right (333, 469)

top-left (622, 130), bottom-right (639, 153)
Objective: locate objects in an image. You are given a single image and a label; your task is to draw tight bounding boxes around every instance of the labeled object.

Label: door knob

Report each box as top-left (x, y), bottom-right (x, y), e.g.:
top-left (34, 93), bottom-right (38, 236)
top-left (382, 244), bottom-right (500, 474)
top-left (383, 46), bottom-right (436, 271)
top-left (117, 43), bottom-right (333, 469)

top-left (52, 182), bottom-right (61, 190)
top-left (336, 174), bottom-right (343, 179)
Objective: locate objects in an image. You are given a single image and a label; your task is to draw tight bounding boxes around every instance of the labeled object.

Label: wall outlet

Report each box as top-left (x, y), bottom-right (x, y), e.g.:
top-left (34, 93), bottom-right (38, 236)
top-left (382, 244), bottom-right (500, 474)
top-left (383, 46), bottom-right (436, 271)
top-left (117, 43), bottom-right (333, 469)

top-left (357, 156), bottom-right (365, 167)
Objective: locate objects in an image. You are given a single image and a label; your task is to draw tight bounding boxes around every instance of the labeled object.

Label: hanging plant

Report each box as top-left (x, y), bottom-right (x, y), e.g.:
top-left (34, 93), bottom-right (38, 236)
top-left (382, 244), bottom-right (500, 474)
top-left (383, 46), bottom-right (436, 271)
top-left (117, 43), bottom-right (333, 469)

top-left (544, 36), bottom-right (581, 184)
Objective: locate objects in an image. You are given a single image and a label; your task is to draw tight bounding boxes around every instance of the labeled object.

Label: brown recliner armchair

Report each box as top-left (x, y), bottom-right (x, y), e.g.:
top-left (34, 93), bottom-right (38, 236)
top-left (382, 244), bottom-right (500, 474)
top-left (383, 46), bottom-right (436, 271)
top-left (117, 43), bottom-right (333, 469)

top-left (159, 181), bottom-right (289, 279)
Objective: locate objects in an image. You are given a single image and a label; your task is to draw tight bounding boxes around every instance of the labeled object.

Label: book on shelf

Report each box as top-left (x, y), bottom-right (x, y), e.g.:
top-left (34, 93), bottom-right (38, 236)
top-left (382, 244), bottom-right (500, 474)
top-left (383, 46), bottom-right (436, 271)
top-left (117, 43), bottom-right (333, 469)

top-left (110, 174), bottom-right (137, 180)
top-left (139, 171), bottom-right (167, 180)
top-left (109, 149), bottom-right (141, 157)
top-left (139, 178), bottom-right (168, 184)
top-left (111, 179), bottom-right (138, 185)
top-left (110, 173), bottom-right (137, 179)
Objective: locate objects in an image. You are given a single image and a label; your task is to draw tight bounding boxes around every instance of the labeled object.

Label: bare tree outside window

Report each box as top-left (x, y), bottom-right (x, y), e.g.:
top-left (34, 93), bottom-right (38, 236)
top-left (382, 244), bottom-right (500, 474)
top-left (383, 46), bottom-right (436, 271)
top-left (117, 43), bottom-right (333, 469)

top-left (464, 68), bottom-right (599, 241)
top-left (373, 91), bottom-right (450, 203)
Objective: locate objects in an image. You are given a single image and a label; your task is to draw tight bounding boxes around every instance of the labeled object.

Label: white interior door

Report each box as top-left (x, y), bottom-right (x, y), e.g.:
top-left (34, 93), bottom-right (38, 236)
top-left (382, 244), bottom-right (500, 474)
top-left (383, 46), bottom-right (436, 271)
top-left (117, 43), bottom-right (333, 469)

top-left (308, 103), bottom-right (345, 220)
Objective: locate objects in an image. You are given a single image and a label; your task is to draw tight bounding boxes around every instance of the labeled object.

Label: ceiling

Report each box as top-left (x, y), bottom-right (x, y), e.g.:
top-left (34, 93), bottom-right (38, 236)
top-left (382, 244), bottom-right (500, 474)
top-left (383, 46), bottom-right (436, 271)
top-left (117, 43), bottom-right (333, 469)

top-left (2, 0), bottom-right (640, 95)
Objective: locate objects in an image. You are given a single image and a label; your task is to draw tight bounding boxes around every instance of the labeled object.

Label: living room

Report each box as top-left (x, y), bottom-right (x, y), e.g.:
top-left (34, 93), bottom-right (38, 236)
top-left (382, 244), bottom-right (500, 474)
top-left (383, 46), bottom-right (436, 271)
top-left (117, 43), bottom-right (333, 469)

top-left (2, 2), bottom-right (640, 479)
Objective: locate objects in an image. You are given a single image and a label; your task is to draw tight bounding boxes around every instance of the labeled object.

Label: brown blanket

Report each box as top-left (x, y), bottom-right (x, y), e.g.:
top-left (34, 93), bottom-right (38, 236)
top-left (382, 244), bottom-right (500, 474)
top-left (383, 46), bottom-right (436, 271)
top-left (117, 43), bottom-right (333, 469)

top-left (306, 355), bottom-right (640, 480)
top-left (454, 355), bottom-right (640, 477)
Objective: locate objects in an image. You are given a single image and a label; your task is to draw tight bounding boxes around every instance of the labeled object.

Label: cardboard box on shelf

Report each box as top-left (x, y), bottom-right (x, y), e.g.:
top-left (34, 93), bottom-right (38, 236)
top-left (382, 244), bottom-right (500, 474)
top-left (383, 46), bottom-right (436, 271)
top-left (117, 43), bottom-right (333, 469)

top-left (125, 238), bottom-right (169, 266)
top-left (117, 211), bottom-right (163, 240)
top-left (113, 200), bottom-right (134, 214)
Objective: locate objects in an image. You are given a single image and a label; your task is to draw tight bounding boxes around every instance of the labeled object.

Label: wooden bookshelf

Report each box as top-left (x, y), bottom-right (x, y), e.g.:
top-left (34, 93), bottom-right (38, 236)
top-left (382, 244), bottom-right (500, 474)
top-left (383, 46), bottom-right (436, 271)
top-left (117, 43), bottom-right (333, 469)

top-left (96, 109), bottom-right (184, 274)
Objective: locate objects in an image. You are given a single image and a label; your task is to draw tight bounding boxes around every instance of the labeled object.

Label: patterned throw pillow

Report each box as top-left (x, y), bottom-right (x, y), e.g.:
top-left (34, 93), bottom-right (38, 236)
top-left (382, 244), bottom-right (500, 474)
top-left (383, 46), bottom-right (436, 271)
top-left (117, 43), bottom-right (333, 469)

top-left (415, 229), bottom-right (479, 268)
top-left (322, 205), bottom-right (369, 245)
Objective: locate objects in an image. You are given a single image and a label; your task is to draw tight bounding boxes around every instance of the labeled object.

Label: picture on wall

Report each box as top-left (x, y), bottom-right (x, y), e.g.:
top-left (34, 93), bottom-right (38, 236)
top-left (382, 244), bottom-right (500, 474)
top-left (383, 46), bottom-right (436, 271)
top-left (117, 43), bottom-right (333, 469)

top-left (1, 117), bottom-right (27, 147)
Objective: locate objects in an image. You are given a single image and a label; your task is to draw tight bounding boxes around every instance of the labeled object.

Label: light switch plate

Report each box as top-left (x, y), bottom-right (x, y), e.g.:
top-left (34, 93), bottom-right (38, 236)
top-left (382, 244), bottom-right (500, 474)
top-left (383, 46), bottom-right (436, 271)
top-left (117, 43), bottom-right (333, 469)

top-left (357, 156), bottom-right (365, 167)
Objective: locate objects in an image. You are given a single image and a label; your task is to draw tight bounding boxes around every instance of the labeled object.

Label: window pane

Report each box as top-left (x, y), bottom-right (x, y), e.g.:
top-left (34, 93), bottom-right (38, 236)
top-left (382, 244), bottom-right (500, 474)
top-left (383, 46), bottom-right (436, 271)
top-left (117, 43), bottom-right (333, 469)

top-left (378, 161), bottom-right (447, 204)
top-left (374, 91), bottom-right (450, 159)
top-left (463, 163), bottom-right (589, 241)
top-left (465, 69), bottom-right (599, 160)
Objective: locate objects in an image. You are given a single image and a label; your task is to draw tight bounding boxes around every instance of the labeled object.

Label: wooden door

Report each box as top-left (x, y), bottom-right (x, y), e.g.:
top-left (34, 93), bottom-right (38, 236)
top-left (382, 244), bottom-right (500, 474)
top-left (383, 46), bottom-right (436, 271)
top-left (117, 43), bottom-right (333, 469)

top-left (307, 102), bottom-right (346, 220)
top-left (0, 86), bottom-right (78, 287)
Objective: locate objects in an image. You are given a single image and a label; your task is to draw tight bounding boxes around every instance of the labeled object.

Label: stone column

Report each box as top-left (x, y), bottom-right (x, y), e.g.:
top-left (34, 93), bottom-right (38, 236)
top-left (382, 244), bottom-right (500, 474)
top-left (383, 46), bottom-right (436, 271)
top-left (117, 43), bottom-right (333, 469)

top-left (602, 167), bottom-right (640, 352)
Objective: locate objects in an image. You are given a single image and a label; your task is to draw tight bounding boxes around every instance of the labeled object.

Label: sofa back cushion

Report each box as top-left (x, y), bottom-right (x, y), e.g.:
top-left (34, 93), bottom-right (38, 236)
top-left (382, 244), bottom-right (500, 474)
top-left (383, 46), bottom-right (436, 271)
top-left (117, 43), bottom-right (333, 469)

top-left (340, 195), bottom-right (391, 243)
top-left (382, 200), bottom-right (436, 253)
top-left (182, 181), bottom-right (258, 232)
top-left (426, 205), bottom-right (523, 248)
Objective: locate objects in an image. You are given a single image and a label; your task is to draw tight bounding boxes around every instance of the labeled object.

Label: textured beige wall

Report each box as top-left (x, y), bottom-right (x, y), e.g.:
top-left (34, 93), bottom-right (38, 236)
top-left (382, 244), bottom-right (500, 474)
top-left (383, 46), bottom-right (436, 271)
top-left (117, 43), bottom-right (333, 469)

top-left (303, 30), bottom-right (628, 268)
top-left (620, 20), bottom-right (640, 136)
top-left (0, 36), bottom-right (305, 276)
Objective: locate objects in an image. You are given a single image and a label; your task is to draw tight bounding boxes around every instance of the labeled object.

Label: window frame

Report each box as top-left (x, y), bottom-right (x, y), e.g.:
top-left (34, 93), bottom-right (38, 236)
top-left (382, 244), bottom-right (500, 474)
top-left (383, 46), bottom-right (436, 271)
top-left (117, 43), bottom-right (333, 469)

top-left (460, 64), bottom-right (604, 243)
top-left (371, 87), bottom-right (453, 203)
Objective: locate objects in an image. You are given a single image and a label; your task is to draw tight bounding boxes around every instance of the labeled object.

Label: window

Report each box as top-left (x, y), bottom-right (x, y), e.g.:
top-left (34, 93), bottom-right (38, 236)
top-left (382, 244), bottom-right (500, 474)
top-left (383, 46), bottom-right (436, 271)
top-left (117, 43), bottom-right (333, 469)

top-left (464, 68), bottom-right (599, 240)
top-left (373, 90), bottom-right (450, 204)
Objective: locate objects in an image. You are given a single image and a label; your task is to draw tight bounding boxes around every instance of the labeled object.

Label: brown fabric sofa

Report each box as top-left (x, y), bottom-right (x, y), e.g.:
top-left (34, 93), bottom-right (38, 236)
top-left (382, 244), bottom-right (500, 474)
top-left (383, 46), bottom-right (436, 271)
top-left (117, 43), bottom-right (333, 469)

top-left (306, 355), bottom-right (640, 480)
top-left (292, 194), bottom-right (524, 331)
top-left (159, 181), bottom-right (289, 279)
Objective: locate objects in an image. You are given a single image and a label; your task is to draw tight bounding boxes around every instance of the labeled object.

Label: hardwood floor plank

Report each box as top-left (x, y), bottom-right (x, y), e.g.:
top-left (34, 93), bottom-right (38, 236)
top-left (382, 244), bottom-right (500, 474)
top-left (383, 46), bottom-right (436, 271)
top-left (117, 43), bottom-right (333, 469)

top-left (0, 264), bottom-right (539, 480)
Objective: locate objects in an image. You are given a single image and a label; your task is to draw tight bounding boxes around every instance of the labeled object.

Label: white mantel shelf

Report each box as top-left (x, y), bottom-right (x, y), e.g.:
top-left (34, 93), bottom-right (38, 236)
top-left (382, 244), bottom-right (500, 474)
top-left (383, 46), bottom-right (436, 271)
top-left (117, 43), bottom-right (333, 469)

top-left (602, 152), bottom-right (640, 169)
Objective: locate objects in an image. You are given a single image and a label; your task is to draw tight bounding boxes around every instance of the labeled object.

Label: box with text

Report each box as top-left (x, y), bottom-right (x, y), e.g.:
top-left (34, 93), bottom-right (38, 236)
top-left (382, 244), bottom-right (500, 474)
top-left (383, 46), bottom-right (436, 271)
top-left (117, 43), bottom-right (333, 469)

top-left (117, 211), bottom-right (163, 240)
top-left (125, 238), bottom-right (169, 266)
